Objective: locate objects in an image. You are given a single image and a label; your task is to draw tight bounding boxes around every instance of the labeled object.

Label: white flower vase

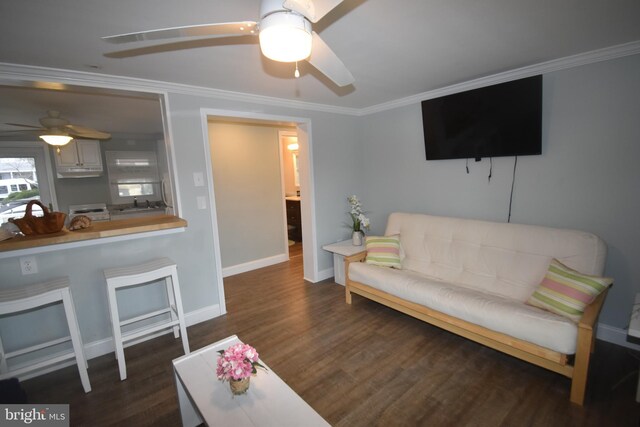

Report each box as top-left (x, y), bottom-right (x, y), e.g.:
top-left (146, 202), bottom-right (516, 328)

top-left (352, 230), bottom-right (364, 246)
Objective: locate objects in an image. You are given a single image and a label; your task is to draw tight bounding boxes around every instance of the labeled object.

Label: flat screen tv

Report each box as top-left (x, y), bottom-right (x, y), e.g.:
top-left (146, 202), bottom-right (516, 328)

top-left (422, 75), bottom-right (542, 161)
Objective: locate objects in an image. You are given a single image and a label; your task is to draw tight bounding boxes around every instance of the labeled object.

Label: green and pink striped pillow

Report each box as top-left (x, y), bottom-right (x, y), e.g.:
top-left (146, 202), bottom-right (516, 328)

top-left (527, 259), bottom-right (612, 322)
top-left (365, 235), bottom-right (402, 269)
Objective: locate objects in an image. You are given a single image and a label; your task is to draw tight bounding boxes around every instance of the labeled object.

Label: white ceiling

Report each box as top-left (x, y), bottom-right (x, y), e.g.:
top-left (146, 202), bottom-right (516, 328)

top-left (1, 0), bottom-right (639, 134)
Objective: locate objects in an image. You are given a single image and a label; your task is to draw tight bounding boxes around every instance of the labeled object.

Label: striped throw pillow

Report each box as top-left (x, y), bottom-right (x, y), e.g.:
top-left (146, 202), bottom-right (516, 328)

top-left (365, 235), bottom-right (402, 269)
top-left (527, 259), bottom-right (612, 322)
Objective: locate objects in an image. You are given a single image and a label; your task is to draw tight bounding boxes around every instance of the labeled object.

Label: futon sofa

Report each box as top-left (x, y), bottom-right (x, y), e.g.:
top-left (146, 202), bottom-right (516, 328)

top-left (345, 212), bottom-right (611, 405)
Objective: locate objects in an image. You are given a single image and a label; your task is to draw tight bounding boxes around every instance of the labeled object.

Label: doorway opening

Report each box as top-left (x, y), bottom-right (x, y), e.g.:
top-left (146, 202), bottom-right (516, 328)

top-left (280, 130), bottom-right (303, 261)
top-left (200, 109), bottom-right (318, 316)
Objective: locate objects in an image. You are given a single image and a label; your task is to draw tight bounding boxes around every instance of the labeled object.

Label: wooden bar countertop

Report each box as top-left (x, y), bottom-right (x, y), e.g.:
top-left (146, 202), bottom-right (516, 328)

top-left (0, 215), bottom-right (187, 253)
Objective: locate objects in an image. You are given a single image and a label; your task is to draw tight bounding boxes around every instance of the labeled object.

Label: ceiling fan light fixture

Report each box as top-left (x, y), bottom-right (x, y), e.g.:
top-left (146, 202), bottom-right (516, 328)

top-left (40, 133), bottom-right (73, 146)
top-left (259, 12), bottom-right (312, 62)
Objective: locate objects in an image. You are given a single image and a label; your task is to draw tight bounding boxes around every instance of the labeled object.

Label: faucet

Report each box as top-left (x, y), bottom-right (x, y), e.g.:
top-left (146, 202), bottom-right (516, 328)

top-left (133, 197), bottom-right (138, 208)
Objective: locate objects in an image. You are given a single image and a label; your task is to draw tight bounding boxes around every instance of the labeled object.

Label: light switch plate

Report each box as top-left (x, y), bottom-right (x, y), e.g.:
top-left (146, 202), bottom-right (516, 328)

top-left (197, 196), bottom-right (207, 210)
top-left (193, 172), bottom-right (204, 187)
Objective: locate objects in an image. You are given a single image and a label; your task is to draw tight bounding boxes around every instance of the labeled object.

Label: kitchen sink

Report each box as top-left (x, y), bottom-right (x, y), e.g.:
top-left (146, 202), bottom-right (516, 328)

top-left (110, 205), bottom-right (166, 219)
top-left (114, 207), bottom-right (164, 213)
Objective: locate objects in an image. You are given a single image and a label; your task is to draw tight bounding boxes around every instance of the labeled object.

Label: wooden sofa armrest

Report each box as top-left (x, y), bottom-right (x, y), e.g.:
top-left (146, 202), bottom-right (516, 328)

top-left (344, 251), bottom-right (366, 304)
top-left (345, 251), bottom-right (367, 264)
top-left (571, 287), bottom-right (610, 405)
top-left (578, 288), bottom-right (609, 330)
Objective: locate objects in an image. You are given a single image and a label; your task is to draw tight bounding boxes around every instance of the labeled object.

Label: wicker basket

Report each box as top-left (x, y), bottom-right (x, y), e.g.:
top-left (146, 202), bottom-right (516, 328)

top-left (9, 200), bottom-right (67, 235)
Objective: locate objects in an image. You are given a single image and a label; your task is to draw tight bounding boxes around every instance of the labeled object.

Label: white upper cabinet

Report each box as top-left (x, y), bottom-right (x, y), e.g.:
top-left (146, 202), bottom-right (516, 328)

top-left (55, 139), bottom-right (103, 177)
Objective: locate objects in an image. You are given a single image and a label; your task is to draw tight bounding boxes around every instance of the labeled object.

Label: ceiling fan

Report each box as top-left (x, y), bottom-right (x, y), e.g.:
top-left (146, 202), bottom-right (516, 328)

top-left (103, 0), bottom-right (354, 87)
top-left (3, 110), bottom-right (111, 148)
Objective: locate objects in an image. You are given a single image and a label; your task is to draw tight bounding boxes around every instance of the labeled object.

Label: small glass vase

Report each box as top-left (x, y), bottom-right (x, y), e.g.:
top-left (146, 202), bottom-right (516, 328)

top-left (230, 377), bottom-right (250, 395)
top-left (352, 230), bottom-right (364, 246)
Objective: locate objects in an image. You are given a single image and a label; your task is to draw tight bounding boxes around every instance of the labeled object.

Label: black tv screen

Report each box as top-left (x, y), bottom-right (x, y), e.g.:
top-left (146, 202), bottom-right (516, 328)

top-left (422, 75), bottom-right (542, 160)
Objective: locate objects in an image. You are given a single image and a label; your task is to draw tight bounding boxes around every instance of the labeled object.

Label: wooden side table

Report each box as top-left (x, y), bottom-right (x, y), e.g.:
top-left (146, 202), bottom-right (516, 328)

top-left (322, 239), bottom-right (366, 285)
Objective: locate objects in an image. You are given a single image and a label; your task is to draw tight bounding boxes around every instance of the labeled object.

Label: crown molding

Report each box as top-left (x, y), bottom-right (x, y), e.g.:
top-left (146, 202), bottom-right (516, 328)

top-left (359, 40), bottom-right (640, 116)
top-left (1, 39), bottom-right (639, 118)
top-left (0, 63), bottom-right (361, 116)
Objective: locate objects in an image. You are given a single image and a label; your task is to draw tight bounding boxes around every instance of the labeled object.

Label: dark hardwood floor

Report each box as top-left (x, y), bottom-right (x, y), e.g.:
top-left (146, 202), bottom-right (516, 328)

top-left (20, 243), bottom-right (640, 426)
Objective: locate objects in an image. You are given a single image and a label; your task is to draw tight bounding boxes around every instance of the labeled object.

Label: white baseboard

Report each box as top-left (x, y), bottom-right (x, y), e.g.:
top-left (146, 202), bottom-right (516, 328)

top-left (314, 268), bottom-right (334, 283)
top-left (596, 322), bottom-right (640, 351)
top-left (185, 304), bottom-right (221, 327)
top-left (222, 254), bottom-right (289, 278)
top-left (84, 336), bottom-right (116, 361)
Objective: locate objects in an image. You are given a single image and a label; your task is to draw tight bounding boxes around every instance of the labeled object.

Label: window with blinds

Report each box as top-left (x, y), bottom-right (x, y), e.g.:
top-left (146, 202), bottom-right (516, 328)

top-left (106, 151), bottom-right (160, 204)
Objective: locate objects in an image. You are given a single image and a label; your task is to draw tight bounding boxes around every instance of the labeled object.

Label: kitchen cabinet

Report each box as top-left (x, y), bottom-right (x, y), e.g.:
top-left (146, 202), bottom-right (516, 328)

top-left (55, 139), bottom-right (103, 177)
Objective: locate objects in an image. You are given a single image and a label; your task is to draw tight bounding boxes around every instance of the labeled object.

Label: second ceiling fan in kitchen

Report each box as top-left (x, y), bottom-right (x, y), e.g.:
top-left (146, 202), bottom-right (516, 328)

top-left (2, 110), bottom-right (111, 150)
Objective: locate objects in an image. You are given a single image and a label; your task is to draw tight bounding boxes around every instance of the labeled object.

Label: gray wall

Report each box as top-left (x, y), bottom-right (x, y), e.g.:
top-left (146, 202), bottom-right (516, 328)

top-left (208, 121), bottom-right (287, 268)
top-left (359, 54), bottom-right (640, 329)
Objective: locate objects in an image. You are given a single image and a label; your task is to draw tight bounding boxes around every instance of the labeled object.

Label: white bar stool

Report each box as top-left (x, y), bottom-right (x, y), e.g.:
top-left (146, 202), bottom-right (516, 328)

top-left (104, 257), bottom-right (190, 381)
top-left (0, 277), bottom-right (91, 393)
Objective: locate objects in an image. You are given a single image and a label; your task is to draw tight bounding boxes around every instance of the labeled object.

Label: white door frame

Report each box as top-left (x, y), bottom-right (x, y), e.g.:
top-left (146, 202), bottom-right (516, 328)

top-left (199, 109), bottom-right (320, 316)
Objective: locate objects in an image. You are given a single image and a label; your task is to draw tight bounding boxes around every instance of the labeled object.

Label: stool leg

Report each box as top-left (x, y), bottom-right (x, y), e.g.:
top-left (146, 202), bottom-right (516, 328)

top-left (170, 269), bottom-right (190, 355)
top-left (105, 289), bottom-right (118, 362)
top-left (165, 276), bottom-right (180, 339)
top-left (66, 292), bottom-right (89, 370)
top-left (107, 284), bottom-right (127, 381)
top-left (61, 289), bottom-right (91, 393)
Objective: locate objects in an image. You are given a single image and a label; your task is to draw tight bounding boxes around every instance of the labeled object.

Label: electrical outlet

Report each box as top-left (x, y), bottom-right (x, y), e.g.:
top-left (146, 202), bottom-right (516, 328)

top-left (20, 256), bottom-right (38, 275)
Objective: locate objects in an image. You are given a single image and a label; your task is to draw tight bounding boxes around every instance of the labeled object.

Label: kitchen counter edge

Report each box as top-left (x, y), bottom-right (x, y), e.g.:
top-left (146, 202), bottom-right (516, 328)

top-left (0, 215), bottom-right (187, 258)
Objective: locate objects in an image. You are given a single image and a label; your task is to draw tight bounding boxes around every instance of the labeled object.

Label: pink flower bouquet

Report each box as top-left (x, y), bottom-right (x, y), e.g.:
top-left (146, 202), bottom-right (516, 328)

top-left (216, 343), bottom-right (266, 382)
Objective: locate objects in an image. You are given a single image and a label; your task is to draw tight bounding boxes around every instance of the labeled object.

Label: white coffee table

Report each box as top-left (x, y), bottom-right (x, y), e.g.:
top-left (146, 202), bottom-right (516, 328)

top-left (173, 335), bottom-right (330, 426)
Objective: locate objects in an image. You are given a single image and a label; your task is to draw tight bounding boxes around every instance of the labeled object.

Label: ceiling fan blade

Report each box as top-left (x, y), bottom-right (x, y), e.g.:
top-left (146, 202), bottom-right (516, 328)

top-left (103, 21), bottom-right (258, 44)
top-left (0, 130), bottom-right (40, 134)
top-left (306, 32), bottom-right (354, 87)
top-left (283, 0), bottom-right (343, 23)
top-left (4, 123), bottom-right (43, 129)
top-left (65, 125), bottom-right (111, 140)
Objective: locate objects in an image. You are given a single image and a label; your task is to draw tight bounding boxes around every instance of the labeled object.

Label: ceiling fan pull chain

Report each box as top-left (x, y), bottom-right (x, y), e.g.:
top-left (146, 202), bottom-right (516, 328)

top-left (294, 62), bottom-right (300, 78)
